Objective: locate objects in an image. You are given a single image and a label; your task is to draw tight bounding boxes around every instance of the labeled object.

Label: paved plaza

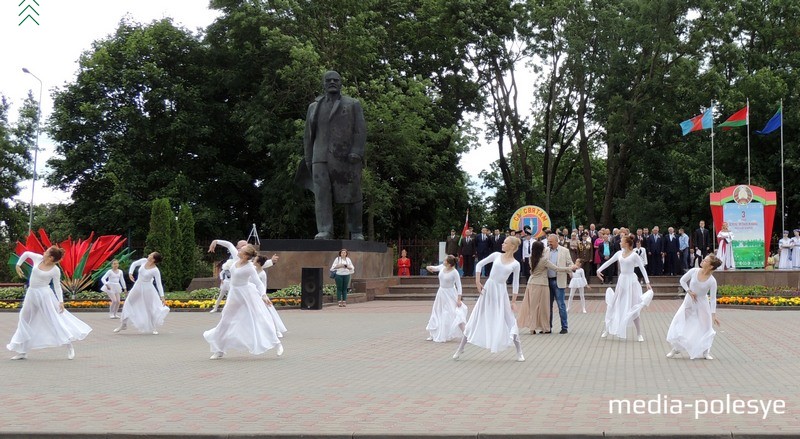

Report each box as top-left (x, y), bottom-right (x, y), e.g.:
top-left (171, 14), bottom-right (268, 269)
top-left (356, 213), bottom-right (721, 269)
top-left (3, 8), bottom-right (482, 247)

top-left (0, 300), bottom-right (798, 438)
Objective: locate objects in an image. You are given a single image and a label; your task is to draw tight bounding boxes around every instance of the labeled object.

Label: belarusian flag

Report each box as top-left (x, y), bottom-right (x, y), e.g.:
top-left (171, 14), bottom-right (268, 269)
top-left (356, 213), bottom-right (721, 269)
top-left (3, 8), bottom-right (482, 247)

top-left (718, 106), bottom-right (748, 131)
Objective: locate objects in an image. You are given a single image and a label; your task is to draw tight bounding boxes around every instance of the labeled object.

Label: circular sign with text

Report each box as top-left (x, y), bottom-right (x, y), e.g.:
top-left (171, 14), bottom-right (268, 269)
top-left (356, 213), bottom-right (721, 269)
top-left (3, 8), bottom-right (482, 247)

top-left (509, 205), bottom-right (551, 238)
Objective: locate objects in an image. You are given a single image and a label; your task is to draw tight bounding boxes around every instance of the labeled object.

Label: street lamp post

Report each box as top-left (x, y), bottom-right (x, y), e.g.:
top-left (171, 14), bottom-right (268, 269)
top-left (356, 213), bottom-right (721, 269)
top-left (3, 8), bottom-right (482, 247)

top-left (22, 67), bottom-right (42, 233)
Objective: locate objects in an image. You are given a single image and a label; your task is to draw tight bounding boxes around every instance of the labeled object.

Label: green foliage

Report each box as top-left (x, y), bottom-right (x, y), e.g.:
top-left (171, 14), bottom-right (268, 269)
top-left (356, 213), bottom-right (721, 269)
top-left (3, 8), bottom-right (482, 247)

top-left (0, 94), bottom-right (33, 240)
top-left (716, 285), bottom-right (799, 297)
top-left (176, 203), bottom-right (197, 288)
top-left (272, 283), bottom-right (336, 297)
top-left (187, 287), bottom-right (219, 300)
top-left (144, 198), bottom-right (180, 291)
top-left (0, 287), bottom-right (25, 300)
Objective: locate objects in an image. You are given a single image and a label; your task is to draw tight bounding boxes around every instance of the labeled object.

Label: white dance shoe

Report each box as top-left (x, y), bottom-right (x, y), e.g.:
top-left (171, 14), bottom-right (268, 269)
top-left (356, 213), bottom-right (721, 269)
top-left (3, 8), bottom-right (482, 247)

top-left (210, 352), bottom-right (223, 360)
top-left (452, 349), bottom-right (463, 360)
top-left (67, 344), bottom-right (75, 360)
top-left (426, 337), bottom-right (433, 341)
top-left (517, 353), bottom-right (525, 362)
top-left (276, 343), bottom-right (284, 356)
top-left (637, 335), bottom-right (644, 342)
top-left (704, 353), bottom-right (714, 360)
top-left (10, 353), bottom-right (27, 360)
top-left (600, 331), bottom-right (608, 338)
top-left (666, 349), bottom-right (679, 358)
top-left (113, 325), bottom-right (127, 333)
top-left (209, 308), bottom-right (218, 313)
top-left (152, 330), bottom-right (159, 335)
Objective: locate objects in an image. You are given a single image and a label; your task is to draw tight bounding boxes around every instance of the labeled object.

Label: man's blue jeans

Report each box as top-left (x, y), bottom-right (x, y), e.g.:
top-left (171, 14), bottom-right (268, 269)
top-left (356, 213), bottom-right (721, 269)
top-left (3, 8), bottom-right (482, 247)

top-left (549, 278), bottom-right (568, 331)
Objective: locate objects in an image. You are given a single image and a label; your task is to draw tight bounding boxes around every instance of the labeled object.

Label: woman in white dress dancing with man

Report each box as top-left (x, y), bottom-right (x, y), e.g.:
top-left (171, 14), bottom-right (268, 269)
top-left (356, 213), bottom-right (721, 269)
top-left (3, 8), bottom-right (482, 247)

top-left (597, 234), bottom-right (654, 341)
top-left (8, 247), bottom-right (92, 360)
top-left (453, 236), bottom-right (525, 362)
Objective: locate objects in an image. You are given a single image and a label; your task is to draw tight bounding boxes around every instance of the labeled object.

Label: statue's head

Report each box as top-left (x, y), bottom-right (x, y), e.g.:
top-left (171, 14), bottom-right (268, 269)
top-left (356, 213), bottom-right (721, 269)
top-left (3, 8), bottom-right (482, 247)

top-left (323, 71), bottom-right (342, 95)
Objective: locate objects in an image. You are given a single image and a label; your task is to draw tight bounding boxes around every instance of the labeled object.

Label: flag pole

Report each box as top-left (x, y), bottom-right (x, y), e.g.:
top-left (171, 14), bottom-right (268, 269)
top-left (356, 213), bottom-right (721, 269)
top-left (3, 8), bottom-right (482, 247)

top-left (711, 100), bottom-right (715, 193)
top-left (780, 98), bottom-right (785, 233)
top-left (747, 98), bottom-right (751, 185)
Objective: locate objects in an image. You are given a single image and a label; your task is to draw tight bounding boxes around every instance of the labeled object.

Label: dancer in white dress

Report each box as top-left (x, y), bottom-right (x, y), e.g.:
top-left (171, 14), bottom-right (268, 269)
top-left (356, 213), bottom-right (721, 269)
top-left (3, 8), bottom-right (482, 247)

top-left (666, 254), bottom-right (722, 360)
top-left (8, 247), bottom-right (92, 360)
top-left (204, 245), bottom-right (283, 359)
top-left (566, 259), bottom-right (589, 314)
top-left (453, 236), bottom-right (525, 362)
top-left (425, 255), bottom-right (468, 342)
top-left (777, 231), bottom-right (793, 269)
top-left (716, 222), bottom-right (735, 270)
top-left (791, 230), bottom-right (800, 269)
top-left (208, 239), bottom-right (249, 313)
top-left (114, 252), bottom-right (169, 334)
top-left (254, 255), bottom-right (286, 338)
top-left (597, 234), bottom-right (654, 341)
top-left (100, 259), bottom-right (127, 319)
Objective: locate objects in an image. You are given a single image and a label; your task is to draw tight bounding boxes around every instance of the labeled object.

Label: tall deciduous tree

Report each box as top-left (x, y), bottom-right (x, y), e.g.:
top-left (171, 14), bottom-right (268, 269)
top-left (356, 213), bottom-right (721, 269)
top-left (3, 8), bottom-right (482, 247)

top-left (1, 94), bottom-right (34, 239)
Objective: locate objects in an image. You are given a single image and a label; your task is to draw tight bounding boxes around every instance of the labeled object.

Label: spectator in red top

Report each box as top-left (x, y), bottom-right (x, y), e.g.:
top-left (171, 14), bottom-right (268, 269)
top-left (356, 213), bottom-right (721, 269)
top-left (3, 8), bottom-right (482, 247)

top-left (397, 249), bottom-right (411, 277)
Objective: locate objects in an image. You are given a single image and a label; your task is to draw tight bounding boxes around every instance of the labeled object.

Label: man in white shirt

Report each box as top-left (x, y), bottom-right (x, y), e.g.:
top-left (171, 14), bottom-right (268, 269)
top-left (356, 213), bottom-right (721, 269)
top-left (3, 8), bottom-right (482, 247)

top-left (521, 226), bottom-right (533, 279)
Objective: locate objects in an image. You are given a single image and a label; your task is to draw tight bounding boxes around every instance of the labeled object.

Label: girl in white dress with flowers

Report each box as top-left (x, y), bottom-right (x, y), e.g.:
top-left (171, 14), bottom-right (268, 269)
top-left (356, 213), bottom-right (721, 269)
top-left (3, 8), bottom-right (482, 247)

top-left (425, 255), bottom-right (468, 342)
top-left (114, 252), bottom-right (169, 334)
top-left (204, 245), bottom-right (283, 359)
top-left (666, 254), bottom-right (722, 360)
top-left (716, 222), bottom-right (735, 270)
top-left (254, 255), bottom-right (286, 338)
top-left (100, 259), bottom-right (127, 319)
top-left (8, 247), bottom-right (92, 360)
top-left (453, 236), bottom-right (524, 362)
top-left (597, 235), bottom-right (654, 341)
top-left (567, 258), bottom-right (589, 313)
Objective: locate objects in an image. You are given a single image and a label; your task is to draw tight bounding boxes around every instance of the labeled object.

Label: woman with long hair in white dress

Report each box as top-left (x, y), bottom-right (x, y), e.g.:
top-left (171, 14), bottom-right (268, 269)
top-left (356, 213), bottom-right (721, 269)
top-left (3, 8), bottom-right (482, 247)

top-left (666, 254), bottom-right (722, 360)
top-left (254, 255), bottom-right (286, 338)
top-left (716, 222), bottom-right (735, 270)
top-left (453, 236), bottom-right (525, 362)
top-left (597, 234), bottom-right (654, 341)
top-left (425, 255), bottom-right (468, 342)
top-left (114, 252), bottom-right (170, 335)
top-left (100, 259), bottom-right (127, 319)
top-left (204, 245), bottom-right (283, 359)
top-left (8, 247), bottom-right (92, 360)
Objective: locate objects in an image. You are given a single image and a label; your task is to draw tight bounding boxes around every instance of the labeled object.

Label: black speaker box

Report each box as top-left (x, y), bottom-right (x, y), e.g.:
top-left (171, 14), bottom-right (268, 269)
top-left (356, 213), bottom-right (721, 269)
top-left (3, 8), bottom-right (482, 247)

top-left (301, 267), bottom-right (323, 310)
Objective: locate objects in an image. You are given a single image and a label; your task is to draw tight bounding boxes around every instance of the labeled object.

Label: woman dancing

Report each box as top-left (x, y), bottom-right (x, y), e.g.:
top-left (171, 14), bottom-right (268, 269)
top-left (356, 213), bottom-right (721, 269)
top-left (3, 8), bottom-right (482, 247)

top-left (666, 254), bottom-right (722, 360)
top-left (114, 252), bottom-right (169, 335)
top-left (597, 234), bottom-right (654, 341)
top-left (204, 245), bottom-right (283, 359)
top-left (254, 255), bottom-right (286, 338)
top-left (453, 236), bottom-right (524, 362)
top-left (716, 222), bottom-right (735, 270)
top-left (425, 255), bottom-right (468, 342)
top-left (516, 241), bottom-right (574, 334)
top-left (8, 247), bottom-right (91, 360)
top-left (100, 259), bottom-right (127, 319)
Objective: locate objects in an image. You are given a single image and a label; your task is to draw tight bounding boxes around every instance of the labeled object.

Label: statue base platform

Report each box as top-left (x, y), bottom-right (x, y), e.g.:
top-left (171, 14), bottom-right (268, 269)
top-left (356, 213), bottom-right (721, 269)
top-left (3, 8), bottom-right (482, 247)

top-left (189, 239), bottom-right (393, 291)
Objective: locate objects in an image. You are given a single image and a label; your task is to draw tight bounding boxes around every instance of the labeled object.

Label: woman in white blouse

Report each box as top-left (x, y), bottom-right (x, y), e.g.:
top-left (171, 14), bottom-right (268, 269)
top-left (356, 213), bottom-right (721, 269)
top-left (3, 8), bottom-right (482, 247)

top-left (330, 249), bottom-right (355, 307)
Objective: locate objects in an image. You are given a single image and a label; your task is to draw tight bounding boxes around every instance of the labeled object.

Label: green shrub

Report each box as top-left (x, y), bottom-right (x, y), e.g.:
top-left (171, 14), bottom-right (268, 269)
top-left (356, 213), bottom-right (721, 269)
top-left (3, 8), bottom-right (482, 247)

top-left (0, 287), bottom-right (25, 300)
top-left (74, 291), bottom-right (109, 300)
top-left (188, 288), bottom-right (219, 300)
top-left (716, 285), bottom-right (799, 297)
top-left (271, 284), bottom-right (337, 297)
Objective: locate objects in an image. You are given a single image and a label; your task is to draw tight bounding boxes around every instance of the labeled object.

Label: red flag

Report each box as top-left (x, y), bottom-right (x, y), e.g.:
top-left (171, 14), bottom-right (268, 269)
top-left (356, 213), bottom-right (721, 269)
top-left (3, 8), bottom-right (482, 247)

top-left (458, 209), bottom-right (470, 245)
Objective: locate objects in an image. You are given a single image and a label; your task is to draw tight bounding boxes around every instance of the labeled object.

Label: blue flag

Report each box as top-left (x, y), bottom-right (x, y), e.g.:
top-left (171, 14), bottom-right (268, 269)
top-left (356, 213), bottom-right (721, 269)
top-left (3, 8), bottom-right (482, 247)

top-left (756, 106), bottom-right (782, 135)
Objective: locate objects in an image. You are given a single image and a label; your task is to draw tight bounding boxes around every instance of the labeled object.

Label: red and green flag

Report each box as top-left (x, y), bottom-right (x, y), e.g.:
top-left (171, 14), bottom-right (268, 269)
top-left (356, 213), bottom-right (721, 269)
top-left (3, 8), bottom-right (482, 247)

top-left (718, 106), bottom-right (748, 131)
top-left (458, 209), bottom-right (470, 245)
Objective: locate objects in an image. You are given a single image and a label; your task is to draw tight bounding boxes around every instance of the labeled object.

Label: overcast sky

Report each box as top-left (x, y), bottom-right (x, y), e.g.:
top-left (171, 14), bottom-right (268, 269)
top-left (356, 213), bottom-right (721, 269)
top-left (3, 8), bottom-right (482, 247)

top-left (1, 1), bottom-right (500, 207)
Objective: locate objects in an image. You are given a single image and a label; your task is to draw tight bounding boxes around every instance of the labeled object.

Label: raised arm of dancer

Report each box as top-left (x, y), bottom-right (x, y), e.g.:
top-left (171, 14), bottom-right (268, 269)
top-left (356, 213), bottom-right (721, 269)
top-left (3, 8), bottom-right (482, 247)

top-left (129, 258), bottom-right (146, 276)
top-left (210, 239), bottom-right (237, 257)
top-left (15, 251), bottom-right (42, 277)
top-left (426, 264), bottom-right (443, 273)
top-left (596, 251), bottom-right (621, 278)
top-left (474, 252), bottom-right (499, 292)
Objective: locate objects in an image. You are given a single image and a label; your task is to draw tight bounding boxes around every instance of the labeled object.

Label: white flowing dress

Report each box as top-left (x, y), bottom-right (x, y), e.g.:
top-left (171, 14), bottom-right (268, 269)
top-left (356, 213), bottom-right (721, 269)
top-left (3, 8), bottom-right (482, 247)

top-left (792, 236), bottom-right (800, 269)
top-left (7, 252), bottom-right (92, 353)
top-left (778, 238), bottom-right (793, 269)
top-left (203, 262), bottom-right (281, 355)
top-left (425, 265), bottom-right (468, 342)
top-left (568, 268), bottom-right (588, 289)
top-left (597, 251), bottom-right (654, 339)
top-left (121, 259), bottom-right (170, 333)
top-left (666, 268), bottom-right (717, 359)
top-left (258, 269), bottom-right (287, 337)
top-left (463, 253), bottom-right (520, 353)
top-left (716, 231), bottom-right (735, 269)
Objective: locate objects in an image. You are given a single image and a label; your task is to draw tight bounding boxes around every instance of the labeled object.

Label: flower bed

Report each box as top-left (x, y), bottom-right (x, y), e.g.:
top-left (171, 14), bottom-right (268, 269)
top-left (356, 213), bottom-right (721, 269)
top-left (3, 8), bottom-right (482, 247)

top-left (717, 296), bottom-right (800, 307)
top-left (0, 297), bottom-right (301, 311)
top-left (717, 285), bottom-right (800, 297)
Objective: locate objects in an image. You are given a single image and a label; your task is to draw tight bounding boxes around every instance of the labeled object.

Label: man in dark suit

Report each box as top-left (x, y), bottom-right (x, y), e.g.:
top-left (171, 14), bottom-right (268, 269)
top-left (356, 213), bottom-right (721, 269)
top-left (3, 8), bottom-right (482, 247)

top-left (693, 220), bottom-right (711, 260)
top-left (303, 70), bottom-right (366, 240)
top-left (476, 227), bottom-right (493, 275)
top-left (459, 229), bottom-right (477, 277)
top-left (445, 229), bottom-right (459, 257)
top-left (491, 229), bottom-right (505, 252)
top-left (647, 226), bottom-right (664, 275)
top-left (663, 227), bottom-right (680, 275)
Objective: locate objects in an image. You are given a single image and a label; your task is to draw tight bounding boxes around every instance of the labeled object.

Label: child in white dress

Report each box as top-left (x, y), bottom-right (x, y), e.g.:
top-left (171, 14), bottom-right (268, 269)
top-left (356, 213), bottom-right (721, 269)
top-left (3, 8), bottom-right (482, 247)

top-left (100, 259), bottom-right (127, 319)
top-left (566, 259), bottom-right (589, 313)
top-left (425, 255), bottom-right (468, 342)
